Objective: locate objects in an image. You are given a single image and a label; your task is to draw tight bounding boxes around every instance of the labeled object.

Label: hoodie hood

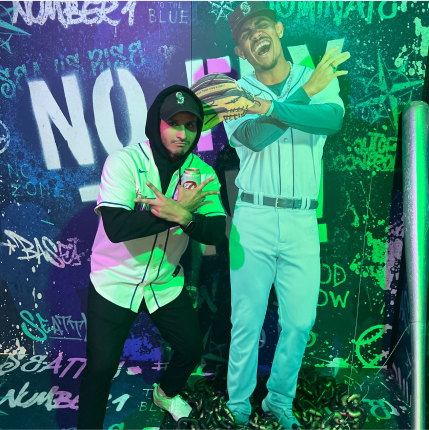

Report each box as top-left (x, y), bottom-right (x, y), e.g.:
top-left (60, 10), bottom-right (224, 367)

top-left (145, 84), bottom-right (204, 193)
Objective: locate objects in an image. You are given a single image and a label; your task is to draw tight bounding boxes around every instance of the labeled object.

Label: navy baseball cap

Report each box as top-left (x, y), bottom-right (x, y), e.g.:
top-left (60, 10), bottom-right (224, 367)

top-left (228, 1), bottom-right (276, 42)
top-left (160, 91), bottom-right (202, 122)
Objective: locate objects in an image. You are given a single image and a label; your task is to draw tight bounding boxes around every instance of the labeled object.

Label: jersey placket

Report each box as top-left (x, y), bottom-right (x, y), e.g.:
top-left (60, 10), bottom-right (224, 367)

top-left (270, 87), bottom-right (294, 199)
top-left (279, 130), bottom-right (294, 198)
top-left (147, 169), bottom-right (181, 300)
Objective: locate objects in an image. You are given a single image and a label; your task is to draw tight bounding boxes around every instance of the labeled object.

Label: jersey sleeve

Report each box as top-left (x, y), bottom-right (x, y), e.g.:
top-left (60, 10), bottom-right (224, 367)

top-left (194, 169), bottom-right (226, 217)
top-left (94, 151), bottom-right (136, 216)
top-left (223, 113), bottom-right (260, 148)
top-left (310, 75), bottom-right (345, 112)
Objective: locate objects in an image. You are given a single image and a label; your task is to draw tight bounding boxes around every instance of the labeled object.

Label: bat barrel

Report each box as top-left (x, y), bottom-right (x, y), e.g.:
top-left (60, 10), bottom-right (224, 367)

top-left (402, 101), bottom-right (429, 430)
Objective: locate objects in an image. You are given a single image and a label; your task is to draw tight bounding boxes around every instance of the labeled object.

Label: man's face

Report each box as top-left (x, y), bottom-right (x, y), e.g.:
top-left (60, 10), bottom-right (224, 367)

top-left (160, 111), bottom-right (198, 162)
top-left (235, 16), bottom-right (284, 71)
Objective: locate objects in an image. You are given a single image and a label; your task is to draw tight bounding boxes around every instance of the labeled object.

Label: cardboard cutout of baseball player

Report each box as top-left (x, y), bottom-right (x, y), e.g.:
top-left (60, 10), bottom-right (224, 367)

top-left (222, 2), bottom-right (350, 428)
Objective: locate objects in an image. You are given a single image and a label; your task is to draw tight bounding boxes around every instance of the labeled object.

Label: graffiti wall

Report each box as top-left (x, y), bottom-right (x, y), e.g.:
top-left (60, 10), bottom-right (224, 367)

top-left (0, 0), bottom-right (194, 359)
top-left (0, 0), bottom-right (427, 427)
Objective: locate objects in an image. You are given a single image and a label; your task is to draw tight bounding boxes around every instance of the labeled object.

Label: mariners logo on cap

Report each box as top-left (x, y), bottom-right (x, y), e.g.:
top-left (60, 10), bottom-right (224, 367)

top-left (176, 92), bottom-right (184, 104)
top-left (240, 1), bottom-right (251, 15)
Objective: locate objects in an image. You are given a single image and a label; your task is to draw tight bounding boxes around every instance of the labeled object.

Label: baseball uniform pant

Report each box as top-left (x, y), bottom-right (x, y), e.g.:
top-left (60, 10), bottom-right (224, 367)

top-left (77, 281), bottom-right (203, 429)
top-left (227, 201), bottom-right (320, 418)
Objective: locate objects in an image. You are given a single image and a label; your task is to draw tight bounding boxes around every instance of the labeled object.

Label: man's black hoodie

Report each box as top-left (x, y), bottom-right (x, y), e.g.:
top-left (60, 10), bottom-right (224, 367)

top-left (146, 85), bottom-right (203, 194)
top-left (99, 85), bottom-right (226, 245)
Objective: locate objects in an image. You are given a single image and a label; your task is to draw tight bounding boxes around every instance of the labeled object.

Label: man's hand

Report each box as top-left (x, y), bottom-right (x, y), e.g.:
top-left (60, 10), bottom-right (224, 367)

top-left (133, 182), bottom-right (192, 226)
top-left (302, 47), bottom-right (350, 98)
top-left (247, 97), bottom-right (272, 115)
top-left (177, 176), bottom-right (220, 213)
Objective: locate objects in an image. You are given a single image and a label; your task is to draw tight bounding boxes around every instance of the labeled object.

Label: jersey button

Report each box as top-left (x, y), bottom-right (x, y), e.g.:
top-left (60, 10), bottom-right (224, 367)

top-left (152, 265), bottom-right (156, 269)
top-left (158, 244), bottom-right (163, 249)
top-left (284, 138), bottom-right (288, 142)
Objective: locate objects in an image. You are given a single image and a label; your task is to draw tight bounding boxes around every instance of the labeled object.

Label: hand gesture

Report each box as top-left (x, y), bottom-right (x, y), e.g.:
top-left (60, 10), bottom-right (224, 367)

top-left (133, 182), bottom-right (190, 225)
top-left (302, 47), bottom-right (350, 98)
top-left (177, 176), bottom-right (220, 213)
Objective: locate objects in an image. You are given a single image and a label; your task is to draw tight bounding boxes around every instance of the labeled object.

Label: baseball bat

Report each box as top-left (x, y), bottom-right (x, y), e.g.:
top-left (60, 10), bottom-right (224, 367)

top-left (402, 101), bottom-right (429, 430)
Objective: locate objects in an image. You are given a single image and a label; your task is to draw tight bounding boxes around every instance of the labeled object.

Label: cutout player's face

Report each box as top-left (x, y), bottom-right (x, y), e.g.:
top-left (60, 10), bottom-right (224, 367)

top-left (235, 16), bottom-right (284, 72)
top-left (160, 112), bottom-right (198, 162)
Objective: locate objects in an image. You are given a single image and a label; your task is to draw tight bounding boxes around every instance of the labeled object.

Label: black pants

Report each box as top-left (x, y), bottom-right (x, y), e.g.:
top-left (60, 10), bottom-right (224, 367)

top-left (77, 281), bottom-right (203, 429)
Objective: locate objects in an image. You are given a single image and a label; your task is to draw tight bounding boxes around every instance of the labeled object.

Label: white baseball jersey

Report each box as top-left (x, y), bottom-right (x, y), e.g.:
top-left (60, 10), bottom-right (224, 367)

top-left (224, 65), bottom-right (344, 200)
top-left (90, 141), bottom-right (225, 314)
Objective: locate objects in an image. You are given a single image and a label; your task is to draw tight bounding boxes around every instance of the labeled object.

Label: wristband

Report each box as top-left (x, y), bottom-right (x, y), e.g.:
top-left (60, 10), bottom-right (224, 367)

top-left (266, 101), bottom-right (275, 117)
top-left (182, 213), bottom-right (196, 234)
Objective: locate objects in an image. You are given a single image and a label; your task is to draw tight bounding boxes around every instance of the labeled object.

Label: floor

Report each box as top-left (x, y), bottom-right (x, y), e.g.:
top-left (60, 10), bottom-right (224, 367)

top-left (0, 355), bottom-right (411, 429)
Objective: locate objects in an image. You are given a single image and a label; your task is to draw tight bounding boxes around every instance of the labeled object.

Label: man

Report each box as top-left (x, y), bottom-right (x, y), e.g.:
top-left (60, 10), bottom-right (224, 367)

top-left (223, 2), bottom-right (350, 428)
top-left (77, 85), bottom-right (226, 429)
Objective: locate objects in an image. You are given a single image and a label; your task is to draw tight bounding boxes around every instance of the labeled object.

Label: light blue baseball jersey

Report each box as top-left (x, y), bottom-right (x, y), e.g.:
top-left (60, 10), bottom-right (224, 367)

top-left (223, 65), bottom-right (344, 200)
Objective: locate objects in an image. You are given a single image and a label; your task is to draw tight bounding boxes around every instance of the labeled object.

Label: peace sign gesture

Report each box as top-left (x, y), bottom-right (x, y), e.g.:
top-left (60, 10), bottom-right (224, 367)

top-left (302, 47), bottom-right (350, 98)
top-left (177, 176), bottom-right (220, 213)
top-left (133, 181), bottom-right (192, 226)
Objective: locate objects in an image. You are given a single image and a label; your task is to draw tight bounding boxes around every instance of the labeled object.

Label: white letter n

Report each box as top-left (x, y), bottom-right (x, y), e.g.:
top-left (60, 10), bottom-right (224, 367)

top-left (29, 75), bottom-right (93, 170)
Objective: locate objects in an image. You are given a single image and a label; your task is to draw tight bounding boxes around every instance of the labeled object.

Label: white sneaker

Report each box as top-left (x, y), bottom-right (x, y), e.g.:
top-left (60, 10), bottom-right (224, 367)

top-left (152, 383), bottom-right (192, 421)
top-left (262, 398), bottom-right (301, 429)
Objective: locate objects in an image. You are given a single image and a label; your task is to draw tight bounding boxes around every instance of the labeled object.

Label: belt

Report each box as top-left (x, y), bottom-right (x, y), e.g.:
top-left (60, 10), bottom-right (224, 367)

top-left (241, 192), bottom-right (318, 210)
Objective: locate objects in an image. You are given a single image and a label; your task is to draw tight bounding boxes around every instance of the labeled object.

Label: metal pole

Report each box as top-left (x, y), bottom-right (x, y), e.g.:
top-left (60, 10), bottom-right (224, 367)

top-left (402, 101), bottom-right (429, 430)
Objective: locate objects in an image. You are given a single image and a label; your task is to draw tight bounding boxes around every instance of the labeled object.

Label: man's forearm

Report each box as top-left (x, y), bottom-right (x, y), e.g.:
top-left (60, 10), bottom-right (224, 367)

top-left (100, 206), bottom-right (176, 243)
top-left (231, 116), bottom-right (288, 152)
top-left (187, 214), bottom-right (226, 245)
top-left (99, 206), bottom-right (224, 245)
top-left (234, 87), bottom-right (344, 152)
top-left (270, 100), bottom-right (344, 135)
